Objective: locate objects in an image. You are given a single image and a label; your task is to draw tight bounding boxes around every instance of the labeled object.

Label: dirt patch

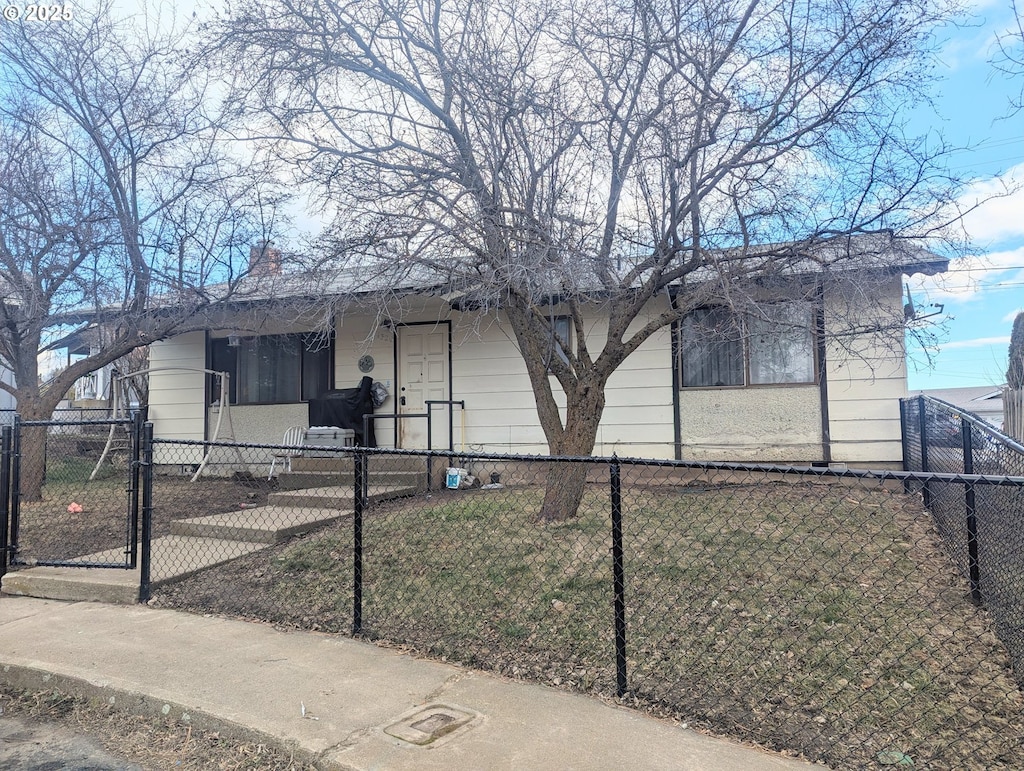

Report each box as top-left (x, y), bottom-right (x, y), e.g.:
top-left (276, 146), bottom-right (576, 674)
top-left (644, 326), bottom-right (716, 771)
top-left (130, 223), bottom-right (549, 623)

top-left (10, 473), bottom-right (271, 565)
top-left (0, 687), bottom-right (314, 770)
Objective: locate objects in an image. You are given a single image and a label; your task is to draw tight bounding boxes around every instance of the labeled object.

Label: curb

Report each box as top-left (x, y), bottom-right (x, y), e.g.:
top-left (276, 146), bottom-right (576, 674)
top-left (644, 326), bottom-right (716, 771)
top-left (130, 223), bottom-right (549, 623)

top-left (0, 662), bottom-right (338, 770)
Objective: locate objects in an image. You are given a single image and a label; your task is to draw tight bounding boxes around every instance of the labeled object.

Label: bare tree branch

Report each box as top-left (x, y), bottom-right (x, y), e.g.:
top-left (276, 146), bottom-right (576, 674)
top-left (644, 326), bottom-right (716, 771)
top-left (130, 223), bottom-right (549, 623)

top-left (218, 0), bottom-right (968, 518)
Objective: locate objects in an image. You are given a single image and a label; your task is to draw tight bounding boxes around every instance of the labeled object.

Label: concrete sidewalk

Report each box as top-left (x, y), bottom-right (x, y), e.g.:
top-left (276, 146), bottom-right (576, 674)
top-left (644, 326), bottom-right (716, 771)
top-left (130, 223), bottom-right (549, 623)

top-left (0, 597), bottom-right (826, 770)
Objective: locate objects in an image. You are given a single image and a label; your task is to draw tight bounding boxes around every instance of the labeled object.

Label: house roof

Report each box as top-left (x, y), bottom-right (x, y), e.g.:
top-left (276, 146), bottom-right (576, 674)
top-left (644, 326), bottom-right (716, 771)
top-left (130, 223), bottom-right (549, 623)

top-left (217, 232), bottom-right (949, 304)
top-left (910, 387), bottom-right (1006, 428)
top-left (54, 232), bottom-right (949, 323)
top-left (911, 386), bottom-right (1006, 407)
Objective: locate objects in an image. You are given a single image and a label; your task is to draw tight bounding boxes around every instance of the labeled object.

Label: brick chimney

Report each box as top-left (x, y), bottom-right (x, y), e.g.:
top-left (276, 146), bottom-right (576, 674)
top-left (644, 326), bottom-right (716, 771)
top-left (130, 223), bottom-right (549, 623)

top-left (249, 241), bottom-right (282, 276)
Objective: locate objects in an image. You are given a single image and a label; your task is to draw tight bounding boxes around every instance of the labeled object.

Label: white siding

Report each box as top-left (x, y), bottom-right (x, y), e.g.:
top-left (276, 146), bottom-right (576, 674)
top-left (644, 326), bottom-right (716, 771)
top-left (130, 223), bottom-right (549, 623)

top-left (145, 275), bottom-right (912, 466)
top-left (323, 297), bottom-right (675, 456)
top-left (0, 367), bottom-right (15, 412)
top-left (824, 279), bottom-right (908, 465)
top-left (148, 331), bottom-right (207, 465)
top-left (445, 300), bottom-right (674, 456)
top-left (332, 311), bottom-right (398, 447)
top-left (593, 304), bottom-right (675, 457)
top-left (452, 309), bottom-right (557, 453)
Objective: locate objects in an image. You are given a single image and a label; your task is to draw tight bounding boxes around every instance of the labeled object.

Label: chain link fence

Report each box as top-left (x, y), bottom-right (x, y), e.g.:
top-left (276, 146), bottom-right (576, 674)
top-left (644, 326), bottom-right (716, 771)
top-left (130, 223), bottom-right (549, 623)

top-left (902, 395), bottom-right (1024, 690)
top-left (137, 438), bottom-right (1024, 769)
top-left (2, 416), bottom-right (141, 569)
top-left (0, 407), bottom-right (116, 427)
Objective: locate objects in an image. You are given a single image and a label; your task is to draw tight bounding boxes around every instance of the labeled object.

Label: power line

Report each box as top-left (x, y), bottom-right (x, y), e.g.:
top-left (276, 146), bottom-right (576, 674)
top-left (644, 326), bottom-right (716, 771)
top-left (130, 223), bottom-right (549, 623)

top-left (950, 155), bottom-right (1024, 171)
top-left (936, 266), bottom-right (1024, 273)
top-left (938, 282), bottom-right (1024, 290)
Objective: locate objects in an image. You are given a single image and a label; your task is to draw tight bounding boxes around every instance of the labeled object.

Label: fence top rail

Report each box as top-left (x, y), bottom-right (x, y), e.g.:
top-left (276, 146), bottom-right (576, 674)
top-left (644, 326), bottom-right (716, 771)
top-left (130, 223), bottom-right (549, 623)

top-left (151, 436), bottom-right (1024, 487)
top-left (905, 394), bottom-right (1024, 455)
top-left (18, 418), bottom-right (134, 428)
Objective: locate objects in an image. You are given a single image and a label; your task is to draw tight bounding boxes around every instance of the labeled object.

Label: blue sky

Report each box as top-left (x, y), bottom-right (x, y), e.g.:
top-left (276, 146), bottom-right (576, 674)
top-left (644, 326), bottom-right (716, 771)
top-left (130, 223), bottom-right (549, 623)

top-left (905, 0), bottom-right (1024, 390)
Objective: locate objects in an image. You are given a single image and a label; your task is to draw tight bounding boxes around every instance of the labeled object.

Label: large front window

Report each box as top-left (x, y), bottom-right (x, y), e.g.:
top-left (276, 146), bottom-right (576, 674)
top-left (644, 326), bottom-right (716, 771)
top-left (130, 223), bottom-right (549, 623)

top-left (679, 303), bottom-right (816, 388)
top-left (210, 333), bottom-right (332, 404)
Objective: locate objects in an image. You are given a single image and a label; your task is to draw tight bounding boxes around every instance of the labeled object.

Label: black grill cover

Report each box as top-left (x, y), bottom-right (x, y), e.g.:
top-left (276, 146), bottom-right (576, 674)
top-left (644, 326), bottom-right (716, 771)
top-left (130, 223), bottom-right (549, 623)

top-left (308, 376), bottom-right (376, 447)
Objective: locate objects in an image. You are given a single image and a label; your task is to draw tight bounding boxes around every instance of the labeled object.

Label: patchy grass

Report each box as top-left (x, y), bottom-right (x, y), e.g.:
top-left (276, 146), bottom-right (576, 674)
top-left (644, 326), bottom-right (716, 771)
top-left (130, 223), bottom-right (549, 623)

top-left (155, 479), bottom-right (1024, 769)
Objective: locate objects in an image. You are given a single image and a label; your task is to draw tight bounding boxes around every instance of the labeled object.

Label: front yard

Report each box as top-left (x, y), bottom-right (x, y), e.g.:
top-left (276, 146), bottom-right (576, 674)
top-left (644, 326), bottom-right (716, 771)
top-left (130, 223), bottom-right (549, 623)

top-left (152, 477), bottom-right (1024, 769)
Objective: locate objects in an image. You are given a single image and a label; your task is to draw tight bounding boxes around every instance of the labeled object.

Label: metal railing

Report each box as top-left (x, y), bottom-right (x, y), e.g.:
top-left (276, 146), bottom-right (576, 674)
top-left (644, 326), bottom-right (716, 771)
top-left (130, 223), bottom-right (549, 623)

top-left (424, 399), bottom-right (465, 453)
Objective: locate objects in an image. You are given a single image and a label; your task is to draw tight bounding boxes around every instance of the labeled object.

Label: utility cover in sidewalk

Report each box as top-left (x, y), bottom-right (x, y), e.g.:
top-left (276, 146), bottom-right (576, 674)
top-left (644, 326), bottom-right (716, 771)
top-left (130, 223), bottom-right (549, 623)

top-left (384, 704), bottom-right (476, 745)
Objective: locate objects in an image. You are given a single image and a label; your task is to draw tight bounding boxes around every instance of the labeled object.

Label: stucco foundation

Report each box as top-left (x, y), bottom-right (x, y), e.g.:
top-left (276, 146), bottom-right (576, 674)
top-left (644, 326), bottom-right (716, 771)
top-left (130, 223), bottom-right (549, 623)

top-left (679, 386), bottom-right (822, 462)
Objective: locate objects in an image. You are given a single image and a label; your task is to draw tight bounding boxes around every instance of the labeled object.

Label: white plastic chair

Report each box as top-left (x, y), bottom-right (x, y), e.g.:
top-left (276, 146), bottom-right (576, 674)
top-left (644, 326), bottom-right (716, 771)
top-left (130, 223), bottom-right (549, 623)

top-left (268, 426), bottom-right (306, 479)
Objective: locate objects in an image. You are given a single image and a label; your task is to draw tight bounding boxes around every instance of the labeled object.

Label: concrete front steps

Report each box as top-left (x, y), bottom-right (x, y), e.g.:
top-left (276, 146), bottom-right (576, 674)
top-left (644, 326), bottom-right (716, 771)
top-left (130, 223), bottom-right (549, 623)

top-left (276, 455), bottom-right (428, 493)
top-left (170, 505), bottom-right (350, 544)
top-left (1, 478), bottom-right (418, 605)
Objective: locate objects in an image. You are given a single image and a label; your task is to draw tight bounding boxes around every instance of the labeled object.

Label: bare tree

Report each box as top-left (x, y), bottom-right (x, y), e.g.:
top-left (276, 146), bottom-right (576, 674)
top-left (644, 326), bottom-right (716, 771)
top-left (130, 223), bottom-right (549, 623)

top-left (1006, 312), bottom-right (1024, 440)
top-left (0, 3), bottom-right (288, 498)
top-left (995, 0), bottom-right (1024, 113)
top-left (220, 0), bottom-right (966, 520)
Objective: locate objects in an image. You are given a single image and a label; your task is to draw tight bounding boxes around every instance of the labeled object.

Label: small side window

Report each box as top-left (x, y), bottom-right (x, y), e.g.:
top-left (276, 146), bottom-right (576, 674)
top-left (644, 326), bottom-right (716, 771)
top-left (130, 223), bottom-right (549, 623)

top-left (548, 316), bottom-right (572, 372)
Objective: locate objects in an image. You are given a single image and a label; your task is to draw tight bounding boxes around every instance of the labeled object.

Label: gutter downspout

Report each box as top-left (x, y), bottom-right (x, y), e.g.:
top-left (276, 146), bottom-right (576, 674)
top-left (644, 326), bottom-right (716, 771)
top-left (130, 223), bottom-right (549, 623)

top-left (816, 283), bottom-right (832, 464)
top-left (669, 290), bottom-right (683, 461)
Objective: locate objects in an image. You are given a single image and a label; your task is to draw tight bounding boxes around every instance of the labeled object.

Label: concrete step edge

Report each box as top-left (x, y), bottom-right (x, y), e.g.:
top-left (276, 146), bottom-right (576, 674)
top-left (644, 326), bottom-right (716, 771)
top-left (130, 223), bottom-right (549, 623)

top-left (169, 510), bottom-right (352, 544)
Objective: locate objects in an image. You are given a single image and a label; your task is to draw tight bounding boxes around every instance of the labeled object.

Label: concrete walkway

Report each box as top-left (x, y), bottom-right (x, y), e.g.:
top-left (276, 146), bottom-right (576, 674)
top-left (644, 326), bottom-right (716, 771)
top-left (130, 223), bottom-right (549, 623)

top-left (0, 597), bottom-right (827, 770)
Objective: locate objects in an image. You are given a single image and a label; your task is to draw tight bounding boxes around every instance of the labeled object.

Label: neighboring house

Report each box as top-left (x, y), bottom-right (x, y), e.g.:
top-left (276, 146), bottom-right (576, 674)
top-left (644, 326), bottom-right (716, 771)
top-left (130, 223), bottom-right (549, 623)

top-left (145, 239), bottom-right (947, 468)
top-left (909, 386), bottom-right (1005, 429)
top-left (53, 332), bottom-right (117, 411)
top-left (70, 350), bottom-right (113, 409)
top-left (0, 366), bottom-right (15, 420)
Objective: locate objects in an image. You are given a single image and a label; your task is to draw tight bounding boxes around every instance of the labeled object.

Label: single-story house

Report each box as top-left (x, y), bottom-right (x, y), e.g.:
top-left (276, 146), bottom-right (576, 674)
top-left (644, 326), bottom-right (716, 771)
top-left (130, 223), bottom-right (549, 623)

top-left (145, 238), bottom-right (948, 468)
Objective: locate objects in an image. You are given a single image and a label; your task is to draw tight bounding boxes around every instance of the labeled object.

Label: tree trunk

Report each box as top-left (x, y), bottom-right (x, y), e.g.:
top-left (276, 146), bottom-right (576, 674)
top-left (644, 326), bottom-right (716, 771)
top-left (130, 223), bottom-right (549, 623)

top-left (538, 461), bottom-right (591, 523)
top-left (536, 383), bottom-right (606, 522)
top-left (15, 399), bottom-right (62, 503)
top-left (1006, 387), bottom-right (1024, 443)
top-left (18, 424), bottom-right (47, 503)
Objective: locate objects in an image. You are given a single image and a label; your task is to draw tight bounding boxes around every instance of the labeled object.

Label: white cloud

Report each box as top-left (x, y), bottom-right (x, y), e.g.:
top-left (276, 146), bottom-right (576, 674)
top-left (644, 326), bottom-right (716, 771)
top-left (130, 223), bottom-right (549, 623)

top-left (1004, 308), bottom-right (1024, 322)
top-left (909, 245), bottom-right (1024, 302)
top-left (943, 335), bottom-right (1012, 349)
top-left (957, 162), bottom-right (1024, 247)
top-left (936, 1), bottom-right (1017, 70)
top-left (908, 160), bottom-right (1024, 302)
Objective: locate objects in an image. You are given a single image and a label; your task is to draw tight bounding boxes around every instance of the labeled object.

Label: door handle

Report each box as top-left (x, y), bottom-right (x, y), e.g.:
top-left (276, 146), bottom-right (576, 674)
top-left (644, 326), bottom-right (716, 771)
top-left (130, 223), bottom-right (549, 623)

top-left (400, 395), bottom-right (406, 406)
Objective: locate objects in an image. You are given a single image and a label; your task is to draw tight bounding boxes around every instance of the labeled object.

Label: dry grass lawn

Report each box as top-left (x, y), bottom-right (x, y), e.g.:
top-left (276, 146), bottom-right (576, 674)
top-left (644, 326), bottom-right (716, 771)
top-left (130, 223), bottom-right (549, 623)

top-left (152, 478), bottom-right (1024, 769)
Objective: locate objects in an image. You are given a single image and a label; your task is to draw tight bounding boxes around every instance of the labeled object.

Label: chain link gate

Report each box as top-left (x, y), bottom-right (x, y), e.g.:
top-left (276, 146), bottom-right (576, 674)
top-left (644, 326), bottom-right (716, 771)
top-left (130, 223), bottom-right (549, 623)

top-left (1, 412), bottom-right (144, 573)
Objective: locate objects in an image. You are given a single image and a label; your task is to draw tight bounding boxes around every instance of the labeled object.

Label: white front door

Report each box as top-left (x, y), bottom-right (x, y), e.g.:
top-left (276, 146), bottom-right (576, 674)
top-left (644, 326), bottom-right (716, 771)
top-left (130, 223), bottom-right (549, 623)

top-left (398, 324), bottom-right (450, 449)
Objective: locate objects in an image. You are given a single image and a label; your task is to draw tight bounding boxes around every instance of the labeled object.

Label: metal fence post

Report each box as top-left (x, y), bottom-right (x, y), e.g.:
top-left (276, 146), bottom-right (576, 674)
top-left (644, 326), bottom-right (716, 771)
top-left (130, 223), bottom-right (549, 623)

top-left (962, 423), bottom-right (982, 604)
top-left (127, 411), bottom-right (143, 569)
top-left (9, 416), bottom-right (21, 562)
top-left (917, 395), bottom-right (931, 507)
top-left (426, 416), bottom-right (434, 492)
top-left (899, 399), bottom-right (912, 494)
top-left (610, 456), bottom-right (628, 697)
top-left (353, 448), bottom-right (366, 635)
top-left (0, 425), bottom-right (11, 579)
top-left (138, 422), bottom-right (154, 603)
